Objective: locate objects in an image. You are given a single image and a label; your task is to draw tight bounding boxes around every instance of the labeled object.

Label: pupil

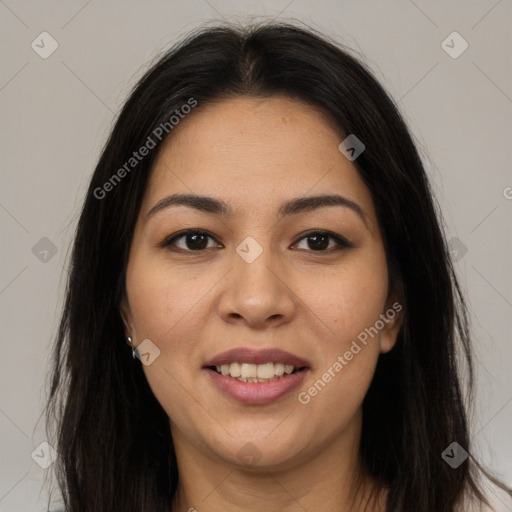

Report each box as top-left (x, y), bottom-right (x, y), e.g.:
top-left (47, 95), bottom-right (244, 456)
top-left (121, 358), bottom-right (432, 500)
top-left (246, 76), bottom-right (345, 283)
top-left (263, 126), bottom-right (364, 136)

top-left (309, 234), bottom-right (328, 250)
top-left (187, 233), bottom-right (207, 250)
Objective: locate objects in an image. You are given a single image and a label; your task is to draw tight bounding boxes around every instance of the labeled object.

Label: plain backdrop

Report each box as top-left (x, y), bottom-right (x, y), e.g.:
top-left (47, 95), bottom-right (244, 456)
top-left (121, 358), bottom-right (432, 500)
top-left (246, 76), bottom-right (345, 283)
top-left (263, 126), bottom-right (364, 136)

top-left (1, 1), bottom-right (511, 510)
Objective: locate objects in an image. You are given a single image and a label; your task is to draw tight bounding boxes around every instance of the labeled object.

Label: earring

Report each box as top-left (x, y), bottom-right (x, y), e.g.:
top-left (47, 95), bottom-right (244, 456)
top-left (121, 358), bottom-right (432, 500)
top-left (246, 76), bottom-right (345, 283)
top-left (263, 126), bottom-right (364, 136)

top-left (126, 336), bottom-right (136, 359)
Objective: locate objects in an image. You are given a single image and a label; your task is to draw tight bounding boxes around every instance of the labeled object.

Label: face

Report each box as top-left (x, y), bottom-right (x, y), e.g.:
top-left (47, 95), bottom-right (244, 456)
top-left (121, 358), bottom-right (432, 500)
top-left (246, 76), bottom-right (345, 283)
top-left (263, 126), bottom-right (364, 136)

top-left (121, 96), bottom-right (402, 471)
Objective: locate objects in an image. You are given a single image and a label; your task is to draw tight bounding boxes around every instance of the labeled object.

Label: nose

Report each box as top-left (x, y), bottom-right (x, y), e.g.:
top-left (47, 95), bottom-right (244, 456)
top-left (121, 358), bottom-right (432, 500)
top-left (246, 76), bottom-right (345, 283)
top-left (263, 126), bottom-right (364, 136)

top-left (217, 246), bottom-right (297, 330)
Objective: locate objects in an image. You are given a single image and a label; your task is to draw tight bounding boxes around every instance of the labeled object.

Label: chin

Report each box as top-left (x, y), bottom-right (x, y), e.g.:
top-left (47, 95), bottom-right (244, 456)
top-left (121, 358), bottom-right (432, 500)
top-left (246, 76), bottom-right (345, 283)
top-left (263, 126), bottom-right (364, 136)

top-left (204, 425), bottom-right (310, 470)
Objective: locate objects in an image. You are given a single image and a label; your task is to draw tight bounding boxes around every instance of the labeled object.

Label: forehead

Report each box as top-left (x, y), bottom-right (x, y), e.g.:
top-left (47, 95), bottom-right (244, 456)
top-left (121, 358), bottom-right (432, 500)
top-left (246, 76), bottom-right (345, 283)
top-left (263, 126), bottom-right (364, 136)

top-left (142, 96), bottom-right (376, 225)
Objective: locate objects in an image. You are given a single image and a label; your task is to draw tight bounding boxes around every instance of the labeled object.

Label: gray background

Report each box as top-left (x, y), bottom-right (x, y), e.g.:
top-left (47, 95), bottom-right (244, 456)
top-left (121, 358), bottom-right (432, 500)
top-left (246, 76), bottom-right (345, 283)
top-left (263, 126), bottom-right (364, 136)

top-left (1, 1), bottom-right (511, 510)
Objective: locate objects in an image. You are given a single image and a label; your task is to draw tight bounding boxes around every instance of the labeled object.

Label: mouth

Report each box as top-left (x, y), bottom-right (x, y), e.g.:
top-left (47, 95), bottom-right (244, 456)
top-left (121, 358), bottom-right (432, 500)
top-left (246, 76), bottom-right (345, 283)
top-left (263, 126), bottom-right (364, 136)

top-left (206, 362), bottom-right (307, 383)
top-left (202, 347), bottom-right (311, 404)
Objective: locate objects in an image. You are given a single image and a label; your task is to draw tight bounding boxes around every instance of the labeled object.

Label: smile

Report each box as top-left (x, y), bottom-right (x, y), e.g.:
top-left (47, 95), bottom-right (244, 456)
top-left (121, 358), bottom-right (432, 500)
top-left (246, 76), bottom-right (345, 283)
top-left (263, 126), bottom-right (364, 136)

top-left (210, 362), bottom-right (302, 382)
top-left (202, 347), bottom-right (311, 404)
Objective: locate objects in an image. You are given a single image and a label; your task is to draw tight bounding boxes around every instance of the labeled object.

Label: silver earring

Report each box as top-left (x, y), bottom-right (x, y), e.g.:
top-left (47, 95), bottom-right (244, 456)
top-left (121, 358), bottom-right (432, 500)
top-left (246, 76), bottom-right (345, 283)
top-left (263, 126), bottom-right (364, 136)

top-left (126, 336), bottom-right (136, 359)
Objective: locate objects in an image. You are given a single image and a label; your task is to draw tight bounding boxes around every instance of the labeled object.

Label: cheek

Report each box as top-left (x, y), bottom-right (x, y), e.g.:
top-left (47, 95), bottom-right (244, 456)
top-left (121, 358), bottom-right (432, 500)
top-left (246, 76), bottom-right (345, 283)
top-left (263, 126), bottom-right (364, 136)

top-left (298, 267), bottom-right (388, 420)
top-left (297, 351), bottom-right (378, 434)
top-left (124, 257), bottom-right (211, 422)
top-left (126, 252), bottom-right (212, 341)
top-left (302, 246), bottom-right (389, 345)
top-left (296, 244), bottom-right (388, 409)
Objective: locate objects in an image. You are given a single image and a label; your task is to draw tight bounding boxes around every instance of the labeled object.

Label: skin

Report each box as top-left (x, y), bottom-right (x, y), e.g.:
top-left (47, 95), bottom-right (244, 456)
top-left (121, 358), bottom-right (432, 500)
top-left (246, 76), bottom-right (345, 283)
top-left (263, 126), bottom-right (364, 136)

top-left (120, 96), bottom-right (403, 512)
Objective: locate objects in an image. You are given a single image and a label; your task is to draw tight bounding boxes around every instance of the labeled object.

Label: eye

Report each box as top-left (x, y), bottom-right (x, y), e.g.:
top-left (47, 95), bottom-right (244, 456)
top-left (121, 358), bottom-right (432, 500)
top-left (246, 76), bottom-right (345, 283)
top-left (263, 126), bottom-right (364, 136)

top-left (161, 229), bottom-right (353, 254)
top-left (161, 229), bottom-right (220, 252)
top-left (293, 231), bottom-right (353, 252)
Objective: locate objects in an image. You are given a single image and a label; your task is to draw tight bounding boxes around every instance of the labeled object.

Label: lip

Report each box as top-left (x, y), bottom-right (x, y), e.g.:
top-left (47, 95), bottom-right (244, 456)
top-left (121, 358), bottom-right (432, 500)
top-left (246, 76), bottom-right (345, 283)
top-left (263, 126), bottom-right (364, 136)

top-left (203, 347), bottom-right (311, 405)
top-left (203, 347), bottom-right (311, 368)
top-left (204, 367), bottom-right (310, 404)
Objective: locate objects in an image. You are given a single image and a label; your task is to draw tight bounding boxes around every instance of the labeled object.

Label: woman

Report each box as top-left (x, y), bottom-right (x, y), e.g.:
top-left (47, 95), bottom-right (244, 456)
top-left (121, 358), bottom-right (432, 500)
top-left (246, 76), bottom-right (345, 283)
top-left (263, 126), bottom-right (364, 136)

top-left (44, 22), bottom-right (511, 511)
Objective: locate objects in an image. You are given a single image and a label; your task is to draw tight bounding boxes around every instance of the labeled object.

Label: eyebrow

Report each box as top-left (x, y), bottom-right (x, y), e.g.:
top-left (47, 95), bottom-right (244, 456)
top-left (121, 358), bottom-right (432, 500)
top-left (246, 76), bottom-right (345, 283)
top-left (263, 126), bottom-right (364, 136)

top-left (146, 193), bottom-right (368, 226)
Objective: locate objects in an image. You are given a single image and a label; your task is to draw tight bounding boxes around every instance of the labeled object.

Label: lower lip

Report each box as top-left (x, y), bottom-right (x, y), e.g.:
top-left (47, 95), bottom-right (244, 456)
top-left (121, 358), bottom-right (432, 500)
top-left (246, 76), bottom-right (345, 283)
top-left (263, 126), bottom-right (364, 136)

top-left (204, 368), bottom-right (309, 404)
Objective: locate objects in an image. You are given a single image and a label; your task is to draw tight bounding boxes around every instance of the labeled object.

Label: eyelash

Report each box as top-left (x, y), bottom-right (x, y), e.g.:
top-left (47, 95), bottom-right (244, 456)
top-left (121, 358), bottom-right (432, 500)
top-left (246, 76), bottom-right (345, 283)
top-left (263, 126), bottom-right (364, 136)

top-left (160, 229), bottom-right (354, 254)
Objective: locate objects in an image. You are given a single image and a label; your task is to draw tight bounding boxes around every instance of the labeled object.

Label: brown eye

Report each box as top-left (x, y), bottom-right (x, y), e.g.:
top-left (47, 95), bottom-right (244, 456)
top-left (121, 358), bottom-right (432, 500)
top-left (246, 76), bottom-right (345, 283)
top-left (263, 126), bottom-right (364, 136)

top-left (162, 230), bottom-right (219, 251)
top-left (294, 231), bottom-right (353, 252)
top-left (161, 229), bottom-right (352, 254)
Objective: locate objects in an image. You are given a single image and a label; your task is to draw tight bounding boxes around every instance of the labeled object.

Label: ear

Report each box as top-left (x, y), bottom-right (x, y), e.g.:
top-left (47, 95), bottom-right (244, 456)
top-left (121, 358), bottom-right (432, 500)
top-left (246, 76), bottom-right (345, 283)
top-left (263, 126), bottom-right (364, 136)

top-left (119, 295), bottom-right (134, 338)
top-left (379, 285), bottom-right (404, 354)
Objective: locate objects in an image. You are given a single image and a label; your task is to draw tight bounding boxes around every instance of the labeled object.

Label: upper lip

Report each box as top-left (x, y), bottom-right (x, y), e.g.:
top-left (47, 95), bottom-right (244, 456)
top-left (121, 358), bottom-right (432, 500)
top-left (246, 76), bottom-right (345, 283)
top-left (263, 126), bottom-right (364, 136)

top-left (203, 347), bottom-right (310, 369)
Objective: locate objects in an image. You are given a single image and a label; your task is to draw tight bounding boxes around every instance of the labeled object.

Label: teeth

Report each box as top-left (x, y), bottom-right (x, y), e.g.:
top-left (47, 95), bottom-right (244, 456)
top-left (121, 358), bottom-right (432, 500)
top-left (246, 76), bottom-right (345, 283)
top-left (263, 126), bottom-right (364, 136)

top-left (229, 362), bottom-right (241, 377)
top-left (241, 363), bottom-right (257, 378)
top-left (213, 362), bottom-right (300, 381)
top-left (274, 363), bottom-right (285, 376)
top-left (257, 362), bottom-right (275, 379)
